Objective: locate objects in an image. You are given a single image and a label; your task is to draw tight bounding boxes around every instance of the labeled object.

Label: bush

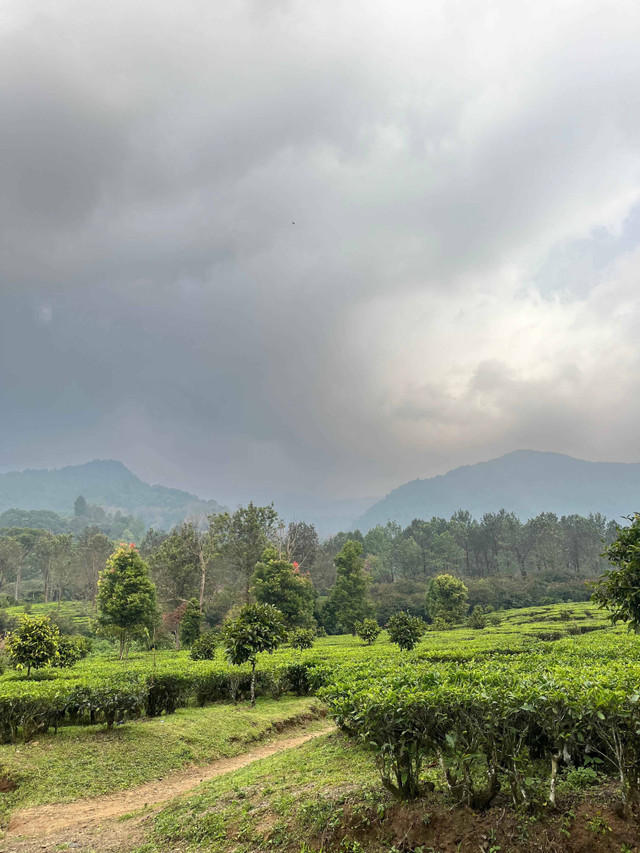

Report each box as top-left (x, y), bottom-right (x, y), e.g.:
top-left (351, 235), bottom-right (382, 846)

top-left (190, 630), bottom-right (218, 661)
top-left (426, 574), bottom-right (468, 623)
top-left (467, 606), bottom-right (487, 630)
top-left (179, 599), bottom-right (202, 647)
top-left (354, 618), bottom-right (381, 645)
top-left (53, 636), bottom-right (92, 668)
top-left (289, 628), bottom-right (316, 651)
top-left (6, 614), bottom-right (60, 677)
top-left (387, 612), bottom-right (426, 651)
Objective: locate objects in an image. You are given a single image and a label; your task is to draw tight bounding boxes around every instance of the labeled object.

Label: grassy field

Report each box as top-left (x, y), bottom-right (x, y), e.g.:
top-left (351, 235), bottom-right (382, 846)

top-left (0, 696), bottom-right (323, 825)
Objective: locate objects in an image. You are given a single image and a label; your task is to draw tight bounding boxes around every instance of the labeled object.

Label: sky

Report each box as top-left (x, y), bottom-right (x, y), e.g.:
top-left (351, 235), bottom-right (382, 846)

top-left (2, 0), bottom-right (640, 514)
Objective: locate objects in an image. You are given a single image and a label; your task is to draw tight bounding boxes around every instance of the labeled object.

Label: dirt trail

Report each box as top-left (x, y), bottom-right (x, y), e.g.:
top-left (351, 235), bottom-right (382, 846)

top-left (6, 724), bottom-right (333, 839)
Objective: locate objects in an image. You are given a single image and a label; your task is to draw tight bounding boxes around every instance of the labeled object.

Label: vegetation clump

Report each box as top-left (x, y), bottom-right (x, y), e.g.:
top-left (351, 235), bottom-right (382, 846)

top-left (97, 544), bottom-right (158, 659)
top-left (426, 574), bottom-right (469, 624)
top-left (289, 627), bottom-right (316, 651)
top-left (354, 618), bottom-right (381, 645)
top-left (189, 629), bottom-right (218, 661)
top-left (592, 512), bottom-right (640, 632)
top-left (222, 603), bottom-right (287, 705)
top-left (386, 611), bottom-right (426, 651)
top-left (6, 613), bottom-right (59, 677)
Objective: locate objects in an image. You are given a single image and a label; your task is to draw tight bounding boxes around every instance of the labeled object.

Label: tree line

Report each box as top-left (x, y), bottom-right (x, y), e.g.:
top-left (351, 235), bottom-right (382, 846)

top-left (0, 500), bottom-right (620, 630)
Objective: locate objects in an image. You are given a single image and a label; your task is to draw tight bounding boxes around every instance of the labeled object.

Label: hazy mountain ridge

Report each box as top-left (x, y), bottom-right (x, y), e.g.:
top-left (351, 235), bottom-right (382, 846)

top-left (0, 460), bottom-right (225, 530)
top-left (356, 450), bottom-right (640, 531)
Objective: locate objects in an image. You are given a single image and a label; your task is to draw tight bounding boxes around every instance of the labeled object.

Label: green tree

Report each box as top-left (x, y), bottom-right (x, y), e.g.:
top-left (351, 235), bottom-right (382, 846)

top-left (222, 603), bottom-right (286, 705)
top-left (592, 513), bottom-right (640, 632)
top-left (0, 536), bottom-right (23, 601)
top-left (211, 503), bottom-right (280, 601)
top-left (97, 544), bottom-right (158, 659)
top-left (149, 522), bottom-right (213, 612)
top-left (387, 611), bottom-right (426, 651)
top-left (325, 540), bottom-right (374, 634)
top-left (289, 627), bottom-right (315, 650)
top-left (179, 598), bottom-right (202, 647)
top-left (251, 548), bottom-right (315, 628)
top-left (426, 574), bottom-right (469, 623)
top-left (354, 617), bottom-right (381, 645)
top-left (6, 614), bottom-right (59, 677)
top-left (190, 629), bottom-right (217, 660)
top-left (77, 528), bottom-right (113, 606)
top-left (74, 495), bottom-right (88, 517)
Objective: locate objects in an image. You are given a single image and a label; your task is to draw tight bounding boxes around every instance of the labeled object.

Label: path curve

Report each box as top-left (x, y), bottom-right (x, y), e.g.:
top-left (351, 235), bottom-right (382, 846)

top-left (7, 724), bottom-right (334, 838)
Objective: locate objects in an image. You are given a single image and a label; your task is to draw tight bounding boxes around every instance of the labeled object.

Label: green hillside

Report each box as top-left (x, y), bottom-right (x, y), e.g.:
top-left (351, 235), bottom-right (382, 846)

top-left (0, 460), bottom-right (224, 530)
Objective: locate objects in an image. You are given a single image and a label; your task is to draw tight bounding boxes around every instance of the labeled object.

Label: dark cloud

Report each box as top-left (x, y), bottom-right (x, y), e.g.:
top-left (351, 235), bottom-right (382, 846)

top-left (2, 0), bottom-right (640, 515)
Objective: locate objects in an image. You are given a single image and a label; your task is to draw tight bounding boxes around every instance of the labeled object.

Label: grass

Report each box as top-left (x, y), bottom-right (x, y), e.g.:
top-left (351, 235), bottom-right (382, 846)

top-left (145, 732), bottom-right (381, 852)
top-left (5, 600), bottom-right (94, 633)
top-left (139, 729), bottom-right (640, 853)
top-left (0, 696), bottom-right (323, 825)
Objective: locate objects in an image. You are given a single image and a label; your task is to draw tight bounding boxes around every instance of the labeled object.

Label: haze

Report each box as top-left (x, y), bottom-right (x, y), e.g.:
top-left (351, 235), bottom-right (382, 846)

top-left (2, 0), bottom-right (640, 514)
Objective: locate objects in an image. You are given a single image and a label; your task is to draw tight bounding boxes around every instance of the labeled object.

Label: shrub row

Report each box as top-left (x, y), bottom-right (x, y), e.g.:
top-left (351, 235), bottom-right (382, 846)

top-left (322, 643), bottom-right (640, 810)
top-left (0, 658), bottom-right (322, 742)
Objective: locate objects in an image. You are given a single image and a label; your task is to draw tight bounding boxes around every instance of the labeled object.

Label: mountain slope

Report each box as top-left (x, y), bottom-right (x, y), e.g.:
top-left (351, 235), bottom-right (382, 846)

top-left (356, 450), bottom-right (640, 531)
top-left (0, 460), bottom-right (224, 529)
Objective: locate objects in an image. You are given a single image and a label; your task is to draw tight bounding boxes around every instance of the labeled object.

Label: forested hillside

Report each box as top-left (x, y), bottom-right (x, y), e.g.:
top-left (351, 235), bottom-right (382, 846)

top-left (0, 460), bottom-right (225, 529)
top-left (357, 450), bottom-right (640, 530)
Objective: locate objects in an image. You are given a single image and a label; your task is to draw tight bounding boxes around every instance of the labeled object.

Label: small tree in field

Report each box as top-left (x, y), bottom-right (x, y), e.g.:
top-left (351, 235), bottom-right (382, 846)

top-left (222, 603), bottom-right (286, 705)
top-left (6, 614), bottom-right (59, 677)
top-left (179, 598), bottom-right (202, 647)
top-left (355, 618), bottom-right (381, 645)
top-left (97, 544), bottom-right (158, 659)
top-left (289, 627), bottom-right (315, 651)
top-left (387, 611), bottom-right (426, 651)
top-left (592, 513), bottom-right (640, 632)
top-left (426, 574), bottom-right (469, 624)
top-left (190, 629), bottom-right (217, 660)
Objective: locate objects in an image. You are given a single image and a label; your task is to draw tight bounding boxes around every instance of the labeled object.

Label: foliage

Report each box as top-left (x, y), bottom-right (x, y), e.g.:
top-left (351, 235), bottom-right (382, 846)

top-left (426, 574), bottom-right (469, 623)
top-left (354, 618), bottom-right (381, 645)
top-left (0, 696), bottom-right (321, 823)
top-left (190, 629), bottom-right (218, 661)
top-left (211, 503), bottom-right (280, 599)
top-left (325, 541), bottom-right (374, 634)
top-left (97, 545), bottom-right (158, 659)
top-left (467, 605), bottom-right (487, 629)
top-left (592, 513), bottom-right (640, 632)
top-left (289, 628), bottom-right (316, 651)
top-left (252, 548), bottom-right (315, 628)
top-left (222, 603), bottom-right (287, 704)
top-left (54, 635), bottom-right (91, 668)
top-left (6, 614), bottom-right (59, 677)
top-left (386, 612), bottom-right (425, 651)
top-left (179, 598), bottom-right (202, 647)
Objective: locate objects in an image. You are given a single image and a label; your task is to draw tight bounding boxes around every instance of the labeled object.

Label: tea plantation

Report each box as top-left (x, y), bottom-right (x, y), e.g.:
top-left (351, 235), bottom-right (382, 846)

top-left (4, 602), bottom-right (640, 851)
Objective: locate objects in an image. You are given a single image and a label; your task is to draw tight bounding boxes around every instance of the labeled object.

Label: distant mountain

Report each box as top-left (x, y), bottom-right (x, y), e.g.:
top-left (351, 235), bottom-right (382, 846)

top-left (0, 460), bottom-right (225, 530)
top-left (356, 451), bottom-right (640, 531)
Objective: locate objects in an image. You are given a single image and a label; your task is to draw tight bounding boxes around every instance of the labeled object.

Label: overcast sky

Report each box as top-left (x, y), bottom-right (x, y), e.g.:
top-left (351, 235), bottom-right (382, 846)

top-left (2, 0), bottom-right (640, 511)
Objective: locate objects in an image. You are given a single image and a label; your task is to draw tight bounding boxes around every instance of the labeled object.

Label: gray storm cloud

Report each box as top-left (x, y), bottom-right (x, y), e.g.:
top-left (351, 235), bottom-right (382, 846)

top-left (2, 0), bottom-right (640, 511)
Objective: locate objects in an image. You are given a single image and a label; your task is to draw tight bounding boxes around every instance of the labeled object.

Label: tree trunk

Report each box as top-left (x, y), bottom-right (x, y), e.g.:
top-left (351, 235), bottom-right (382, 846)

top-left (251, 660), bottom-right (256, 706)
top-left (119, 633), bottom-right (126, 660)
top-left (199, 550), bottom-right (206, 613)
top-left (14, 564), bottom-right (21, 602)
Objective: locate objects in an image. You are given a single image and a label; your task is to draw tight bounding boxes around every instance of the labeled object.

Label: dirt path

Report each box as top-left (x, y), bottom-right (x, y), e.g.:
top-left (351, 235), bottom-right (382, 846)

top-left (6, 723), bottom-right (334, 840)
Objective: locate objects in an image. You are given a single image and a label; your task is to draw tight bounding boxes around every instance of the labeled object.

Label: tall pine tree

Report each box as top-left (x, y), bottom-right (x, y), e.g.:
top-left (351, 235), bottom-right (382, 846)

top-left (325, 540), bottom-right (374, 633)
